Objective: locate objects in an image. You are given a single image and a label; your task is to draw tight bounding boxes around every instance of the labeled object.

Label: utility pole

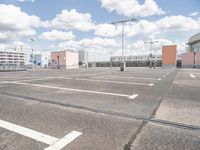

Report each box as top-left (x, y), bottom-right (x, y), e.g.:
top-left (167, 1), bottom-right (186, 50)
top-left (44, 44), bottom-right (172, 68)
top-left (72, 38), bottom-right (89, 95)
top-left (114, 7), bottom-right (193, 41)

top-left (111, 18), bottom-right (137, 71)
top-left (144, 39), bottom-right (159, 68)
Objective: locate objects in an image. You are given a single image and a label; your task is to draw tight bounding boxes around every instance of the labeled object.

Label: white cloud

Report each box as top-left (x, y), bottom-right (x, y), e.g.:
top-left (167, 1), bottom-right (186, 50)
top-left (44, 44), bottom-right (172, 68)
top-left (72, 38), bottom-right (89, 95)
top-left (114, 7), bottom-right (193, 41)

top-left (100, 0), bottom-right (164, 17)
top-left (95, 15), bottom-right (200, 39)
top-left (0, 41), bottom-right (31, 52)
top-left (95, 20), bottom-right (157, 38)
top-left (125, 20), bottom-right (158, 37)
top-left (0, 4), bottom-right (46, 42)
top-left (18, 0), bottom-right (35, 2)
top-left (79, 37), bottom-right (118, 48)
top-left (51, 9), bottom-right (95, 31)
top-left (156, 15), bottom-right (200, 32)
top-left (56, 37), bottom-right (119, 61)
top-left (94, 23), bottom-right (121, 37)
top-left (39, 30), bottom-right (76, 41)
top-left (189, 11), bottom-right (200, 17)
top-left (58, 40), bottom-right (81, 50)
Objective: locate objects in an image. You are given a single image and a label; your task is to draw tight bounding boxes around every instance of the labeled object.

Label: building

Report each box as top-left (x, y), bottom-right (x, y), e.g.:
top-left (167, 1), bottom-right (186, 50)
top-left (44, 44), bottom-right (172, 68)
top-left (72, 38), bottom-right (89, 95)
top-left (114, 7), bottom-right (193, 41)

top-left (33, 51), bottom-right (51, 68)
top-left (78, 50), bottom-right (88, 66)
top-left (0, 49), bottom-right (28, 66)
top-left (187, 32), bottom-right (200, 52)
top-left (51, 50), bottom-right (79, 69)
top-left (182, 33), bottom-right (200, 68)
top-left (162, 45), bottom-right (177, 68)
top-left (111, 55), bottom-right (162, 62)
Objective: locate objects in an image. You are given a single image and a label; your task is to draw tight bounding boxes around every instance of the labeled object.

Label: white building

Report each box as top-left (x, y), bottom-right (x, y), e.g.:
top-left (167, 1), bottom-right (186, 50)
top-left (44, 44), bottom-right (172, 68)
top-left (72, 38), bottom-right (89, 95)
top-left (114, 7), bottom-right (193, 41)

top-left (111, 55), bottom-right (162, 62)
top-left (32, 51), bottom-right (51, 68)
top-left (78, 50), bottom-right (88, 64)
top-left (0, 48), bottom-right (28, 65)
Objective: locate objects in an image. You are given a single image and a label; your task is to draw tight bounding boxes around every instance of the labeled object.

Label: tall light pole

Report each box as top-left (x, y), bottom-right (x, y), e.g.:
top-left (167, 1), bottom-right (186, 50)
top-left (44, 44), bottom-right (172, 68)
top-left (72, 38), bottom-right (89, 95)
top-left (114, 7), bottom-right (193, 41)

top-left (111, 18), bottom-right (137, 71)
top-left (29, 37), bottom-right (35, 67)
top-left (144, 39), bottom-right (159, 68)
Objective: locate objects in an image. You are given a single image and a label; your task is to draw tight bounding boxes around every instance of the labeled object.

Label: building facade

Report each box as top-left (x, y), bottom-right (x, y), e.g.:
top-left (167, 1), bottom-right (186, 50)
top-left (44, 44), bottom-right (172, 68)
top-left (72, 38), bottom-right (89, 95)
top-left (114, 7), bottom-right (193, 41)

top-left (111, 55), bottom-right (162, 62)
top-left (0, 49), bottom-right (28, 65)
top-left (33, 51), bottom-right (51, 68)
top-left (187, 33), bottom-right (200, 52)
top-left (162, 45), bottom-right (177, 68)
top-left (51, 50), bottom-right (79, 69)
top-left (182, 33), bottom-right (200, 68)
top-left (78, 50), bottom-right (88, 66)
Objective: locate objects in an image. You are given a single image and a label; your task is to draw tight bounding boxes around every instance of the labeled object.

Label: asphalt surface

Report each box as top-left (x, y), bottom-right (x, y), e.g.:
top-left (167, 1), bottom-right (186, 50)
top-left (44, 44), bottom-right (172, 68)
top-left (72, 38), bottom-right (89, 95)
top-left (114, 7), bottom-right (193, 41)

top-left (0, 67), bottom-right (200, 150)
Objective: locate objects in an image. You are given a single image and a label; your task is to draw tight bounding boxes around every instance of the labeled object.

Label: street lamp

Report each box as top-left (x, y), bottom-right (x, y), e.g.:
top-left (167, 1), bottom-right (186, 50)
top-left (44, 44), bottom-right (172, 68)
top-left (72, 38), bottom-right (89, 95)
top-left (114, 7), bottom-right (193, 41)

top-left (111, 18), bottom-right (137, 71)
top-left (194, 51), bottom-right (196, 68)
top-left (57, 56), bottom-right (60, 69)
top-left (29, 37), bottom-right (35, 68)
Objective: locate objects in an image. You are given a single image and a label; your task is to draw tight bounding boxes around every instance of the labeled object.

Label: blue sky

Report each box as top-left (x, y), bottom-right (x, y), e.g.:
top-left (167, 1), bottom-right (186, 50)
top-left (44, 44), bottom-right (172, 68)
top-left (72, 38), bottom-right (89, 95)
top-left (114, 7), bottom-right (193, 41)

top-left (0, 0), bottom-right (200, 61)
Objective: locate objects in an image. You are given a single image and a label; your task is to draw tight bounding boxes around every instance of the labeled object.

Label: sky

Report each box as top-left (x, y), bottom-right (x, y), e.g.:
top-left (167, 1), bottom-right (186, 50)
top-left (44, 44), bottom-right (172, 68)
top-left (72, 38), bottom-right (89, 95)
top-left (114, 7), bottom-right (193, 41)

top-left (0, 0), bottom-right (200, 61)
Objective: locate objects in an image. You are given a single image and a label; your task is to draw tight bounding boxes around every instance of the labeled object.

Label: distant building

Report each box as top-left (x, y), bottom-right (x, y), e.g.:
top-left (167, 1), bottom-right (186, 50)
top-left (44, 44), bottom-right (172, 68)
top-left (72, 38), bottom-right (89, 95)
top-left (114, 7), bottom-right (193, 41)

top-left (0, 48), bottom-right (28, 65)
top-left (162, 45), bottom-right (177, 68)
top-left (182, 33), bottom-right (200, 68)
top-left (78, 50), bottom-right (88, 66)
top-left (111, 55), bottom-right (162, 62)
top-left (187, 32), bottom-right (200, 52)
top-left (51, 50), bottom-right (79, 69)
top-left (78, 50), bottom-right (88, 63)
top-left (33, 51), bottom-right (51, 68)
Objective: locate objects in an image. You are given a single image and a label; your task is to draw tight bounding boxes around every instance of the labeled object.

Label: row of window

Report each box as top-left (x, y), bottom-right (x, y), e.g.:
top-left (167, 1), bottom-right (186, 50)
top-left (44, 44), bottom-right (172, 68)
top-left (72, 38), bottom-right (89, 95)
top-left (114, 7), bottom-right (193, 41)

top-left (191, 42), bottom-right (200, 52)
top-left (111, 56), bottom-right (162, 61)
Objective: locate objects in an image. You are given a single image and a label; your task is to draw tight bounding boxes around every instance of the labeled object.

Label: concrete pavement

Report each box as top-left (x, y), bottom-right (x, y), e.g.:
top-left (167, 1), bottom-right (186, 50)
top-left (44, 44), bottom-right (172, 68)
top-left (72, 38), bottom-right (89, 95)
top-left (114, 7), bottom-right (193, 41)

top-left (0, 67), bottom-right (200, 150)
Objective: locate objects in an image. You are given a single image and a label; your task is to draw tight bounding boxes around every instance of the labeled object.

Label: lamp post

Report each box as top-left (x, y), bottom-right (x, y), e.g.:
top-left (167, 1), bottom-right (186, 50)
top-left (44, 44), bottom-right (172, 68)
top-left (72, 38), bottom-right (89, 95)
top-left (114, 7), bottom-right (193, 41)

top-left (29, 37), bottom-right (35, 68)
top-left (57, 56), bottom-right (60, 69)
top-left (111, 18), bottom-right (137, 71)
top-left (194, 51), bottom-right (196, 68)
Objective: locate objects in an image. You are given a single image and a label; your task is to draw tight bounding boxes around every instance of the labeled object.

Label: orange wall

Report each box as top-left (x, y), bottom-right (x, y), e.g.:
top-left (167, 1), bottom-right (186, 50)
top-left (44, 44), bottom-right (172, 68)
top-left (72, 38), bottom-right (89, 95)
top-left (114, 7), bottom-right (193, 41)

top-left (51, 51), bottom-right (66, 66)
top-left (162, 45), bottom-right (177, 65)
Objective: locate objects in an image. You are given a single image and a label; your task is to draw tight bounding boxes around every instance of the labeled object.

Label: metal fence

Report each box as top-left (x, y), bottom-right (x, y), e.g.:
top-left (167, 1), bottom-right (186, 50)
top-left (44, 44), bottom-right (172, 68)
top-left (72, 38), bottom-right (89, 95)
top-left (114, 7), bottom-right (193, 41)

top-left (0, 64), bottom-right (26, 72)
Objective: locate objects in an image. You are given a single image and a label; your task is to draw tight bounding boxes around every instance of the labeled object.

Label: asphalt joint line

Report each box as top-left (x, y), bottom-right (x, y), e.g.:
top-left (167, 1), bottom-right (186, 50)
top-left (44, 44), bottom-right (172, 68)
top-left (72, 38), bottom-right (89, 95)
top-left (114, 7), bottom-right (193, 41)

top-left (124, 121), bottom-right (148, 150)
top-left (124, 97), bottom-right (164, 150)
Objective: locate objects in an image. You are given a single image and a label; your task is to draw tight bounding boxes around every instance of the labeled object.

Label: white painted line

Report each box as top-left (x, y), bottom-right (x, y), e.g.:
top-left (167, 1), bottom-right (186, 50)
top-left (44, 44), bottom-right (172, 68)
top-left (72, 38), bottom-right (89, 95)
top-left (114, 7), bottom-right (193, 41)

top-left (15, 77), bottom-right (71, 82)
top-left (0, 82), bottom-right (7, 85)
top-left (190, 74), bottom-right (196, 78)
top-left (45, 131), bottom-right (82, 150)
top-left (4, 81), bottom-right (139, 99)
top-left (0, 119), bottom-right (58, 145)
top-left (149, 83), bottom-right (154, 86)
top-left (75, 78), bottom-right (153, 86)
top-left (93, 75), bottom-right (160, 81)
top-left (128, 94), bottom-right (139, 99)
top-left (70, 72), bottom-right (108, 77)
top-left (0, 119), bottom-right (82, 150)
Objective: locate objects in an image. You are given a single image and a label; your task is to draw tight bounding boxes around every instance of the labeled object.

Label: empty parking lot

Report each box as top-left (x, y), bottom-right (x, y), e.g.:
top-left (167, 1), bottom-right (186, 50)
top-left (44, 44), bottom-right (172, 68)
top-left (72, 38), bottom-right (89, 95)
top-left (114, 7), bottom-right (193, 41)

top-left (0, 68), bottom-right (200, 150)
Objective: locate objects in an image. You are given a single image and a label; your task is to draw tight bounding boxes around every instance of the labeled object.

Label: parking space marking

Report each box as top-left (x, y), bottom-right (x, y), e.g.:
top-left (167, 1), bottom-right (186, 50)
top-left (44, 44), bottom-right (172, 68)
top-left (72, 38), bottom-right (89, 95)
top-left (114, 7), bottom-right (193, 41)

top-left (15, 77), bottom-right (72, 82)
top-left (0, 119), bottom-right (82, 150)
top-left (4, 81), bottom-right (139, 99)
top-left (75, 78), bottom-right (154, 86)
top-left (190, 74), bottom-right (196, 78)
top-left (69, 72), bottom-right (109, 77)
top-left (45, 131), bottom-right (82, 150)
top-left (92, 75), bottom-right (161, 81)
top-left (0, 119), bottom-right (58, 145)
